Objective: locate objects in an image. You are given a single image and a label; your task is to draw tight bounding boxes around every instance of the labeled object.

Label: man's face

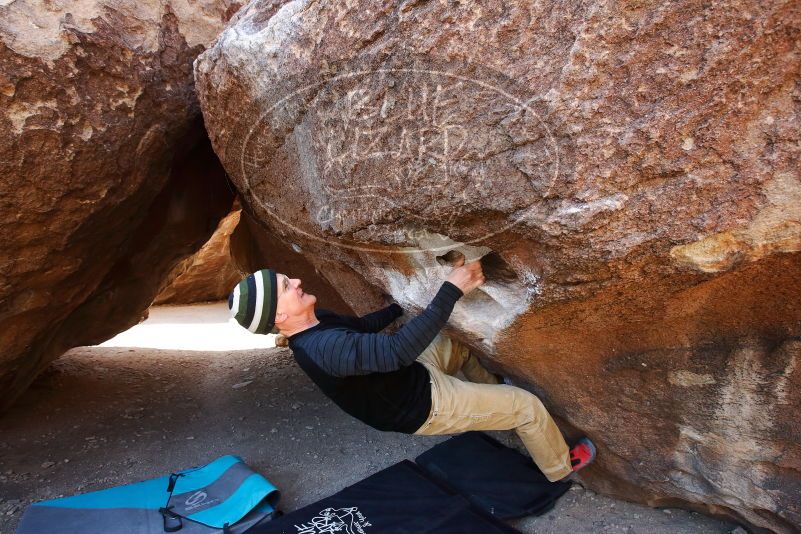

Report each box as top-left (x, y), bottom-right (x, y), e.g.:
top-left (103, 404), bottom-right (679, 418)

top-left (276, 274), bottom-right (316, 317)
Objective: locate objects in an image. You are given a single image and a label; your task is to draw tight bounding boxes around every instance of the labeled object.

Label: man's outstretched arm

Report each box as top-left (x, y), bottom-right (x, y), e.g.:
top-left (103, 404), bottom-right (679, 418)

top-left (313, 303), bottom-right (402, 332)
top-left (313, 282), bottom-right (463, 377)
top-left (306, 257), bottom-right (485, 377)
top-left (358, 303), bottom-right (404, 332)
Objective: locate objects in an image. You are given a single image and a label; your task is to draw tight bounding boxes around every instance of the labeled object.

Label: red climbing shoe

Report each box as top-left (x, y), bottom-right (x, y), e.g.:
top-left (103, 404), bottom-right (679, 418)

top-left (569, 437), bottom-right (597, 473)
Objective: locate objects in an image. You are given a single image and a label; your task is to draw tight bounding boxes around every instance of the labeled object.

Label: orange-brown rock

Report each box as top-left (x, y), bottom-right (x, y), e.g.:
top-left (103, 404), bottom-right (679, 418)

top-left (0, 0), bottom-right (244, 409)
top-left (154, 209), bottom-right (244, 305)
top-left (195, 0), bottom-right (801, 531)
top-left (153, 205), bottom-right (357, 311)
top-left (230, 208), bottom-right (358, 315)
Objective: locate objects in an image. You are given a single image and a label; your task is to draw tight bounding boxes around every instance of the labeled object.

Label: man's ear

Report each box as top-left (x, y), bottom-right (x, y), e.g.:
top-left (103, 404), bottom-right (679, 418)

top-left (274, 312), bottom-right (288, 325)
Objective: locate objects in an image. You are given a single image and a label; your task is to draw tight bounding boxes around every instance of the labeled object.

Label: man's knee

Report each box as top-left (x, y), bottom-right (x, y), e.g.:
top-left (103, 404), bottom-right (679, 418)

top-left (512, 388), bottom-right (550, 429)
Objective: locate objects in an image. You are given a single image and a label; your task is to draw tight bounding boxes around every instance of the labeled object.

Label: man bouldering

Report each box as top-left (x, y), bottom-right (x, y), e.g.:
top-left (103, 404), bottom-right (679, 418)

top-left (228, 258), bottom-right (596, 482)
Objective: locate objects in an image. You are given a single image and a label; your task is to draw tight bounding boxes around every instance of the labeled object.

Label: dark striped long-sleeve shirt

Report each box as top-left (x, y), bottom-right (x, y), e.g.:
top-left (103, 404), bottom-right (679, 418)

top-left (287, 282), bottom-right (464, 433)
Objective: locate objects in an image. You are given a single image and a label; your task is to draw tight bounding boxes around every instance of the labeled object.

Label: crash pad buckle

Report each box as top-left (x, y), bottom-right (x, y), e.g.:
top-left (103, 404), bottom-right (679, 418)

top-left (159, 506), bottom-right (182, 532)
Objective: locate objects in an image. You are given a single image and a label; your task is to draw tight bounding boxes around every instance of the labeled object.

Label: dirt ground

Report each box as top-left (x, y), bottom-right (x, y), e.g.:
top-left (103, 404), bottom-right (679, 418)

top-left (0, 304), bottom-right (739, 534)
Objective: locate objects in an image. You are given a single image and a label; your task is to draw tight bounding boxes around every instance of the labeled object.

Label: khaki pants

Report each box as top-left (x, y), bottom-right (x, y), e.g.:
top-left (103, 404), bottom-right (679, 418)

top-left (413, 333), bottom-right (573, 482)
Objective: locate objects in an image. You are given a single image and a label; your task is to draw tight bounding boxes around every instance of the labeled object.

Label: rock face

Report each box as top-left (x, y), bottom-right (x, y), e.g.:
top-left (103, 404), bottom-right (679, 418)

top-left (0, 0), bottom-right (243, 409)
top-left (230, 208), bottom-right (358, 315)
top-left (153, 204), bottom-right (356, 311)
top-left (195, 0), bottom-right (801, 531)
top-left (154, 208), bottom-right (244, 305)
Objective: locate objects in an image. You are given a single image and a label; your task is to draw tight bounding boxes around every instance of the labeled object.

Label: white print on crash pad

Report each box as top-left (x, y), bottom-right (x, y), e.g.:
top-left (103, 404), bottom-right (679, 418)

top-left (183, 489), bottom-right (219, 512)
top-left (294, 506), bottom-right (371, 534)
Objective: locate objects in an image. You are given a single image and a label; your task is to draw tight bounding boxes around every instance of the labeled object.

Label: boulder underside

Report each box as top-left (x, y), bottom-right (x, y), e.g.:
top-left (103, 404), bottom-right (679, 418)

top-left (195, 0), bottom-right (801, 531)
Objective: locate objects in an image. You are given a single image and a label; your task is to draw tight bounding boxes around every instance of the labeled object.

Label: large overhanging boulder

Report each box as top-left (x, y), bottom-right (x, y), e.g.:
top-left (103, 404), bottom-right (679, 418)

top-left (195, 0), bottom-right (801, 531)
top-left (0, 0), bottom-right (251, 409)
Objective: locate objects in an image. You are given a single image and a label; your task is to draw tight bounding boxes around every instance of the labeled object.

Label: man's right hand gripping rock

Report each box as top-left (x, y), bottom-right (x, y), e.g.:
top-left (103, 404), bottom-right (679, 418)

top-left (445, 255), bottom-right (486, 295)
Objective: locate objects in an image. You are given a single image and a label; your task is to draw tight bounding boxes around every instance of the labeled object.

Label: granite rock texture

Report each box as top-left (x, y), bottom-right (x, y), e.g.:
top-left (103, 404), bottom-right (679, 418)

top-left (0, 0), bottom-right (242, 409)
top-left (229, 207), bottom-right (358, 315)
top-left (195, 0), bottom-right (801, 531)
top-left (154, 208), bottom-right (244, 305)
top-left (153, 204), bottom-right (355, 309)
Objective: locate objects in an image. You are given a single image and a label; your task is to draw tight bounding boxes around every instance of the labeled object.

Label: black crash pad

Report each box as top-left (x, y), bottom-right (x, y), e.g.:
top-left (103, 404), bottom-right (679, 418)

top-left (248, 460), bottom-right (521, 534)
top-left (415, 432), bottom-right (572, 519)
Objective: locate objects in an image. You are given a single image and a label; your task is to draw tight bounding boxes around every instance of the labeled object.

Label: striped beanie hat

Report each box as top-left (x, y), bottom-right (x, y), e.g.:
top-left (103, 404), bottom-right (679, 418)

top-left (228, 269), bottom-right (280, 334)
